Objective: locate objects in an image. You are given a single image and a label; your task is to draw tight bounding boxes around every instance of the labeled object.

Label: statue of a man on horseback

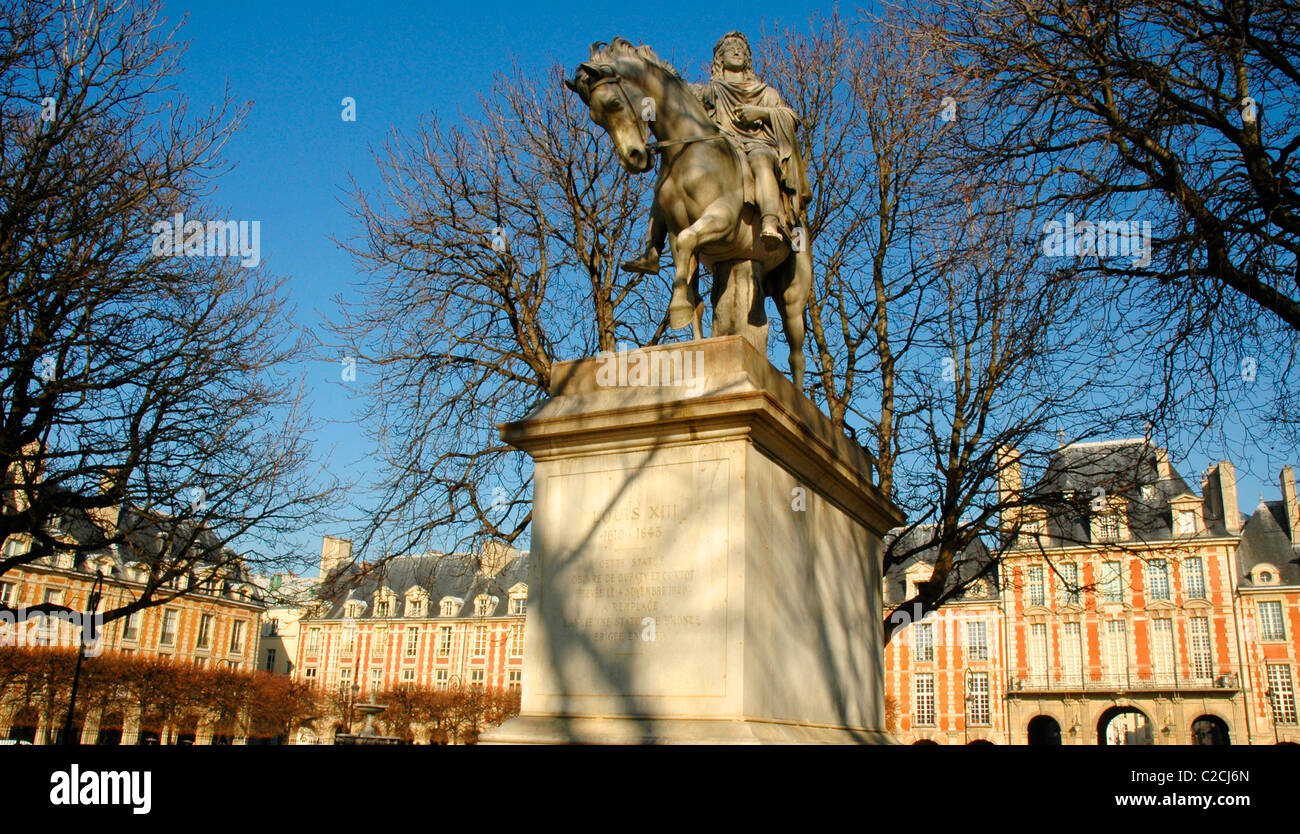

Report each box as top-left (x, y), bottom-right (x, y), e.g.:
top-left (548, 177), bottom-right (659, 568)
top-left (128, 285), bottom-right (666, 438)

top-left (566, 34), bottom-right (814, 388)
top-left (623, 31), bottom-right (812, 274)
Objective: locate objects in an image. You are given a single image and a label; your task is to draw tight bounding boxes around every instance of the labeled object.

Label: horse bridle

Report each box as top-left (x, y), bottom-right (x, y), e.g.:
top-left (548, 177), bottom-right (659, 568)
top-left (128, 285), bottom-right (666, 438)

top-left (586, 70), bottom-right (724, 156)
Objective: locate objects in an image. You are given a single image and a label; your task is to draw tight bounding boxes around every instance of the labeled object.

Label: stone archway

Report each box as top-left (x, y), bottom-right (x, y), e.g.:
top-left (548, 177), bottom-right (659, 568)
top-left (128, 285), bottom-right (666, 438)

top-left (96, 712), bottom-right (124, 745)
top-left (912, 739), bottom-right (939, 745)
top-left (1027, 715), bottom-right (1062, 746)
top-left (7, 706), bottom-right (38, 743)
top-left (1098, 706), bottom-right (1152, 745)
top-left (1191, 715), bottom-right (1230, 746)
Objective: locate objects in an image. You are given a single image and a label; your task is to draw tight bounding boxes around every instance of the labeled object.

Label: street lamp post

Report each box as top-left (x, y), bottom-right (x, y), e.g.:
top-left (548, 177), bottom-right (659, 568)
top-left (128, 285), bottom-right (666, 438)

top-left (62, 570), bottom-right (103, 746)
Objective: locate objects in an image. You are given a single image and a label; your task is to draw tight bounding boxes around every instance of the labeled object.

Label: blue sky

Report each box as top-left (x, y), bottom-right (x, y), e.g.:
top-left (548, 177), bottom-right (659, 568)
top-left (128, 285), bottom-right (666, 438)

top-left (161, 0), bottom-right (850, 567)
top-left (157, 0), bottom-right (1288, 568)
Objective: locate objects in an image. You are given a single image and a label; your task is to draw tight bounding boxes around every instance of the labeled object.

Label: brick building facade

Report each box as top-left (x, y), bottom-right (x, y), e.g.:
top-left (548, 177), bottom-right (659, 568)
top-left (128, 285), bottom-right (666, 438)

top-left (883, 440), bottom-right (1300, 745)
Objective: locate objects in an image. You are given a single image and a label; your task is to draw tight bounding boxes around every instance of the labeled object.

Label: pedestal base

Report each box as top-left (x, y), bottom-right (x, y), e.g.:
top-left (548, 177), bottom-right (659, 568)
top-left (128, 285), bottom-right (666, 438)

top-left (481, 336), bottom-right (903, 745)
top-left (483, 715), bottom-right (894, 745)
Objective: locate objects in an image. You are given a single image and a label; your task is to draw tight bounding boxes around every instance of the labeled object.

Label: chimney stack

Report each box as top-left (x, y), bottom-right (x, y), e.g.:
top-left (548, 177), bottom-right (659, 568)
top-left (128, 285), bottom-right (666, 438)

top-left (1281, 466), bottom-right (1300, 545)
top-left (1202, 462), bottom-right (1240, 534)
top-left (320, 536), bottom-right (353, 580)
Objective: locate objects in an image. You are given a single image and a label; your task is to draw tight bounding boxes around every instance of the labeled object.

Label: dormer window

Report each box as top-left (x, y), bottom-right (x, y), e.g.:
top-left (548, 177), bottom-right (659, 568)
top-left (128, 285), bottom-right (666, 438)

top-left (473, 595), bottom-right (498, 617)
top-left (1094, 513), bottom-right (1121, 542)
top-left (406, 596), bottom-right (426, 618)
top-left (507, 583), bottom-right (528, 616)
top-left (439, 597), bottom-right (461, 617)
top-left (1168, 495), bottom-right (1202, 537)
top-left (376, 599), bottom-right (391, 618)
top-left (345, 600), bottom-right (364, 619)
top-left (1176, 509), bottom-right (1197, 535)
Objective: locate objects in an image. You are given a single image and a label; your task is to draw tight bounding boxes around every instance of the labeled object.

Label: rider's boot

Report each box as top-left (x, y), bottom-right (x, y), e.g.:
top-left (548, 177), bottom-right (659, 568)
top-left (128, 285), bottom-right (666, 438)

top-left (622, 247), bottom-right (662, 274)
top-left (668, 279), bottom-right (694, 329)
top-left (760, 213), bottom-right (783, 250)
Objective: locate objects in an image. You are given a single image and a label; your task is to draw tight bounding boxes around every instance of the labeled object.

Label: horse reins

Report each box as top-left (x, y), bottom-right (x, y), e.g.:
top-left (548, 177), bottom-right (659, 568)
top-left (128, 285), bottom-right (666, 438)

top-left (587, 71), bottom-right (724, 157)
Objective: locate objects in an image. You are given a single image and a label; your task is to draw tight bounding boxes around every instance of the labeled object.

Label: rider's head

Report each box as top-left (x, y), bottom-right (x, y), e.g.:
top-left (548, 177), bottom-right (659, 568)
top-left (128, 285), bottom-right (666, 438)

top-left (711, 31), bottom-right (754, 79)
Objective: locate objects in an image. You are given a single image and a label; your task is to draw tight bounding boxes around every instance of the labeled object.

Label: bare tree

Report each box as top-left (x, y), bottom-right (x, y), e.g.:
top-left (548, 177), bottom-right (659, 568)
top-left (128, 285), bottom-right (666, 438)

top-left (331, 63), bottom-right (666, 561)
top-left (0, 1), bottom-right (335, 627)
top-left (928, 0), bottom-right (1300, 446)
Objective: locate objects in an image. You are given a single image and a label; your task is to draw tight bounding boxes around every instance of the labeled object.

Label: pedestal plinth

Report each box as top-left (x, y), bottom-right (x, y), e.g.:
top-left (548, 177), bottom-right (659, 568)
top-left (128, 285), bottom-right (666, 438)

top-left (480, 335), bottom-right (903, 744)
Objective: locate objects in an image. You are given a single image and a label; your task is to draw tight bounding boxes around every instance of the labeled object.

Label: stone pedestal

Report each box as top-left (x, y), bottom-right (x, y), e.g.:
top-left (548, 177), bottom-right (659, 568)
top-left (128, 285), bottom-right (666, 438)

top-left (481, 335), bottom-right (903, 744)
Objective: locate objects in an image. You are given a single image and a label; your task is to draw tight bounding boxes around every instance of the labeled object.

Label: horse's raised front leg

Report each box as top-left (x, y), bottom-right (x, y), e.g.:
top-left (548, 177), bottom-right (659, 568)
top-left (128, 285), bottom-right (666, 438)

top-left (668, 201), bottom-right (735, 330)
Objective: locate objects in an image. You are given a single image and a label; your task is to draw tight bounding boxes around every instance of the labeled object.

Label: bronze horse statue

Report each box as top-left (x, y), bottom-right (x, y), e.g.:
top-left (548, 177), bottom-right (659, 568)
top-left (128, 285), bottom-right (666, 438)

top-left (565, 38), bottom-right (811, 388)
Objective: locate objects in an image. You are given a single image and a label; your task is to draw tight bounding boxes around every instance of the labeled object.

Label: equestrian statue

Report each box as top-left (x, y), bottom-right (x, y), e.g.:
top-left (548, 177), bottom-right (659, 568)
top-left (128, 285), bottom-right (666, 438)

top-left (565, 32), bottom-right (813, 388)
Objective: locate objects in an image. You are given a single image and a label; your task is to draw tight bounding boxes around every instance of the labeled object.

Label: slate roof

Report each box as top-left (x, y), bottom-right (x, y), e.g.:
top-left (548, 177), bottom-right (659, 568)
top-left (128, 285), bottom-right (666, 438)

top-left (312, 550), bottom-right (531, 620)
top-left (1028, 439), bottom-right (1214, 545)
top-left (1237, 499), bottom-right (1300, 587)
top-left (882, 525), bottom-right (998, 606)
top-left (31, 498), bottom-right (259, 597)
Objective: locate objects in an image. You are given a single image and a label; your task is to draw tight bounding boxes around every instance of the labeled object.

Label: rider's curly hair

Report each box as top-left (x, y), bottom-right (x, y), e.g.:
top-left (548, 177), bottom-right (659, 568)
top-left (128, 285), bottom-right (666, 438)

top-left (711, 31), bottom-right (754, 79)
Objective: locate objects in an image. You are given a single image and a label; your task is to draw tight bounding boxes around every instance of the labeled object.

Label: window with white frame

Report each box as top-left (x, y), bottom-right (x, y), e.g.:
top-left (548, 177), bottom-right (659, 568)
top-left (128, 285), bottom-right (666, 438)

top-left (1152, 618), bottom-right (1175, 683)
top-left (306, 627), bottom-right (320, 655)
top-left (1185, 557), bottom-right (1206, 600)
top-left (435, 669), bottom-right (449, 689)
top-left (1095, 513), bottom-right (1121, 542)
top-left (510, 622), bottom-right (524, 657)
top-left (339, 667), bottom-right (353, 688)
top-left (1061, 621), bottom-right (1084, 685)
top-left (508, 669), bottom-right (522, 689)
top-left (196, 614), bottom-right (213, 649)
top-left (370, 668), bottom-right (382, 691)
top-left (375, 598), bottom-right (391, 618)
top-left (265, 648), bottom-right (276, 673)
top-left (914, 674), bottom-right (935, 726)
top-left (122, 611), bottom-right (139, 641)
top-left (437, 625), bottom-right (452, 657)
top-left (967, 672), bottom-right (990, 725)
top-left (1176, 508), bottom-right (1197, 535)
top-left (305, 667), bottom-right (317, 685)
top-left (1060, 562), bottom-right (1080, 607)
top-left (1027, 565), bottom-right (1045, 607)
top-left (160, 608), bottom-right (177, 645)
top-left (345, 601), bottom-right (363, 619)
top-left (1147, 559), bottom-right (1170, 601)
top-left (1259, 601), bottom-right (1287, 641)
top-left (343, 626), bottom-right (356, 654)
top-left (229, 620), bottom-right (246, 654)
top-left (0, 581), bottom-right (13, 606)
top-left (473, 624), bottom-right (487, 657)
top-left (1028, 623), bottom-right (1049, 686)
top-left (402, 668), bottom-right (415, 682)
top-left (1105, 620), bottom-right (1129, 684)
top-left (473, 595), bottom-right (496, 617)
top-left (966, 620), bottom-right (988, 661)
top-left (372, 627), bottom-right (386, 657)
top-left (470, 669), bottom-right (485, 687)
top-left (1267, 664), bottom-right (1297, 724)
top-left (510, 596), bottom-right (526, 616)
top-left (406, 595), bottom-right (426, 618)
top-left (405, 626), bottom-right (419, 657)
top-left (439, 598), bottom-right (459, 617)
top-left (1102, 561), bottom-right (1123, 603)
top-left (1189, 617), bottom-right (1213, 680)
top-left (914, 622), bottom-right (934, 662)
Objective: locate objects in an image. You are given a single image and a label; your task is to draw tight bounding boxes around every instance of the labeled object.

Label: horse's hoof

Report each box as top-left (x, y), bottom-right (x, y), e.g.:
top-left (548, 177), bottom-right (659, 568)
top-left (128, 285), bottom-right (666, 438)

top-left (668, 287), bottom-right (694, 328)
top-left (761, 227), bottom-right (783, 250)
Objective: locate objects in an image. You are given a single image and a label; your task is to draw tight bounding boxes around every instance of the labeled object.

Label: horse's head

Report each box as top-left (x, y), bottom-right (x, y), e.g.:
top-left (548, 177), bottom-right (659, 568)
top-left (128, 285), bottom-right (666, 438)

top-left (565, 42), bottom-right (654, 174)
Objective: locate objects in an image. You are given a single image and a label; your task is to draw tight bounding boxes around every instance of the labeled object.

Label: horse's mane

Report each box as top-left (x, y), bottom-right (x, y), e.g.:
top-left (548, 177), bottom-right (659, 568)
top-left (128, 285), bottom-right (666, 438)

top-left (589, 38), bottom-right (681, 80)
